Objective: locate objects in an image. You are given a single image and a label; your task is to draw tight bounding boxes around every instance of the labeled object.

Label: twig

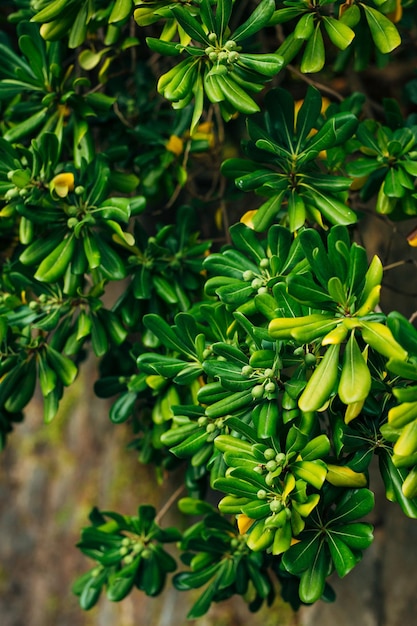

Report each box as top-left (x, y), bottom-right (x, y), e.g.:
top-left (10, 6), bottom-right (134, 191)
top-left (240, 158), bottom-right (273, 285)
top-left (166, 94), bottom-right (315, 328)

top-left (286, 64), bottom-right (345, 101)
top-left (155, 483), bottom-right (186, 524)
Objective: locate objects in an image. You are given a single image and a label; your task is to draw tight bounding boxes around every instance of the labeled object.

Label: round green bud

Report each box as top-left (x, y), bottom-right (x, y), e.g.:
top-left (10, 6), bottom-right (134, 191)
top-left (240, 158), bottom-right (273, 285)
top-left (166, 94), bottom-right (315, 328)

top-left (257, 287), bottom-right (268, 295)
top-left (67, 217), bottom-right (78, 229)
top-left (264, 368), bottom-right (274, 378)
top-left (205, 46), bottom-right (215, 55)
top-left (257, 489), bottom-right (267, 500)
top-left (133, 541), bottom-right (144, 553)
top-left (251, 384), bottom-right (265, 400)
top-left (251, 278), bottom-right (264, 290)
top-left (209, 52), bottom-right (218, 63)
top-left (269, 499), bottom-right (283, 513)
top-left (208, 32), bottom-right (217, 43)
top-left (275, 452), bottom-right (286, 465)
top-left (264, 448), bottom-right (276, 461)
top-left (198, 416), bottom-right (208, 427)
top-left (243, 270), bottom-right (255, 281)
top-left (218, 51), bottom-right (228, 63)
top-left (265, 381), bottom-right (276, 393)
top-left (241, 365), bottom-right (254, 377)
top-left (206, 423), bottom-right (216, 433)
top-left (74, 185), bottom-right (85, 195)
top-left (224, 40), bottom-right (237, 50)
top-left (119, 546), bottom-right (129, 556)
top-left (304, 352), bottom-right (317, 366)
top-left (259, 258), bottom-right (270, 269)
top-left (253, 465), bottom-right (264, 475)
top-left (266, 460), bottom-right (277, 472)
top-left (228, 51), bottom-right (240, 63)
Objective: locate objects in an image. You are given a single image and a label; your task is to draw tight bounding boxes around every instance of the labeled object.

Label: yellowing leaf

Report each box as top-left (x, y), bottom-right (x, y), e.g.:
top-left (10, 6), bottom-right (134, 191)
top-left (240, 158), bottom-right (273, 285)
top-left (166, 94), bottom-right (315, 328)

top-left (50, 172), bottom-right (75, 198)
top-left (237, 514), bottom-right (255, 534)
top-left (326, 464), bottom-right (367, 487)
top-left (387, 0), bottom-right (402, 23)
top-left (240, 209), bottom-right (258, 229)
top-left (166, 134), bottom-right (184, 156)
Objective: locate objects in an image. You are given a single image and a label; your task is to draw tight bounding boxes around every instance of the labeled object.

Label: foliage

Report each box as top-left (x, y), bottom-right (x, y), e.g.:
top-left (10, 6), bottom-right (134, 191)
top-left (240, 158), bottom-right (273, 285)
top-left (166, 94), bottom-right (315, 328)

top-left (1, 0), bottom-right (417, 620)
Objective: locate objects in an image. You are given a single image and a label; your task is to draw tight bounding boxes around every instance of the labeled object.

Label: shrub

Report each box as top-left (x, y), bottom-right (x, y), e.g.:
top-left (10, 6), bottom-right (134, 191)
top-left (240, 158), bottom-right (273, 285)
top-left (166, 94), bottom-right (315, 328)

top-left (1, 0), bottom-right (417, 619)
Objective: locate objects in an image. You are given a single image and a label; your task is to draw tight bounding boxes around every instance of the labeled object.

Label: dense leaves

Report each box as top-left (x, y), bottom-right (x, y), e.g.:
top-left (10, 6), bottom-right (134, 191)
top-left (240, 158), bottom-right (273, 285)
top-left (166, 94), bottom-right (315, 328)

top-left (1, 0), bottom-right (417, 620)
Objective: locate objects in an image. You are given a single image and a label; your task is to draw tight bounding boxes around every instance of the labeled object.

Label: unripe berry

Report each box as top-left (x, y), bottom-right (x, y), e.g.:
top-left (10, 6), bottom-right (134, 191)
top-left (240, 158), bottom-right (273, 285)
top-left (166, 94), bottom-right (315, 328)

top-left (251, 384), bottom-right (265, 400)
top-left (264, 448), bottom-right (276, 461)
top-left (241, 365), bottom-right (254, 377)
top-left (243, 270), bottom-right (255, 281)
top-left (269, 499), bottom-right (283, 513)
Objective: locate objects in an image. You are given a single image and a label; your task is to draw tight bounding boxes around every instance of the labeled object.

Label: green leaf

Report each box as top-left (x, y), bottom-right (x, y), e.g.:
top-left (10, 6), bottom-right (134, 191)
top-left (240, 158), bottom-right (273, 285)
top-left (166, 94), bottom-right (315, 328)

top-left (298, 344), bottom-right (340, 412)
top-left (327, 535), bottom-right (359, 577)
top-left (109, 391), bottom-right (137, 424)
top-left (329, 489), bottom-right (375, 524)
top-left (299, 543), bottom-right (329, 603)
top-left (331, 523), bottom-right (374, 550)
top-left (300, 25), bottom-right (325, 74)
top-left (322, 16), bottom-right (355, 50)
top-left (237, 53), bottom-right (283, 78)
top-left (305, 187), bottom-right (357, 226)
top-left (45, 345), bottom-right (77, 387)
top-left (360, 321), bottom-right (408, 361)
top-left (109, 0), bottom-right (133, 24)
top-left (232, 0), bottom-right (276, 43)
top-left (362, 5), bottom-right (401, 54)
top-left (295, 86), bottom-right (323, 149)
top-left (170, 7), bottom-right (210, 44)
top-left (338, 333), bottom-right (372, 405)
top-left (282, 532), bottom-right (321, 575)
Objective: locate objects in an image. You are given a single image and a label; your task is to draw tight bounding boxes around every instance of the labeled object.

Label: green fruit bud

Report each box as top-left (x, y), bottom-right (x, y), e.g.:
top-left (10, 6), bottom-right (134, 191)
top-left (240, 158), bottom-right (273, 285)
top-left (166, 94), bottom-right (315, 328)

top-left (304, 352), bottom-right (317, 366)
top-left (265, 381), bottom-right (276, 393)
top-left (269, 499), bottom-right (283, 513)
top-left (264, 448), bottom-right (276, 461)
top-left (243, 270), bottom-right (255, 281)
top-left (275, 452), bottom-right (286, 465)
top-left (224, 40), bottom-right (237, 50)
top-left (251, 278), bottom-right (264, 290)
top-left (251, 384), bottom-right (265, 399)
top-left (241, 365), bottom-right (254, 376)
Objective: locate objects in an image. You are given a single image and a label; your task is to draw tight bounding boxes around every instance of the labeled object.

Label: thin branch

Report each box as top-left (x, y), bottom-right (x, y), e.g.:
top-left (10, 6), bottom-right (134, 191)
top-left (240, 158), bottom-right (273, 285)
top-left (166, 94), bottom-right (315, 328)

top-left (155, 483), bottom-right (186, 524)
top-left (286, 64), bottom-right (345, 101)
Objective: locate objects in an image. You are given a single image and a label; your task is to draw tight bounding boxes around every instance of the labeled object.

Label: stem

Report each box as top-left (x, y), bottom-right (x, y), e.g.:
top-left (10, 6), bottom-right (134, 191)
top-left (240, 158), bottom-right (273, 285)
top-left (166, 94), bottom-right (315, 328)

top-left (155, 483), bottom-right (186, 524)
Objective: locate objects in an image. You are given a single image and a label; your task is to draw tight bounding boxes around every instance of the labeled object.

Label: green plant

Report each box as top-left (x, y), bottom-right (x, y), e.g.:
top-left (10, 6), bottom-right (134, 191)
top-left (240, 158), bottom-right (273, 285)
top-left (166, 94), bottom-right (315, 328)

top-left (1, 0), bottom-right (417, 620)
